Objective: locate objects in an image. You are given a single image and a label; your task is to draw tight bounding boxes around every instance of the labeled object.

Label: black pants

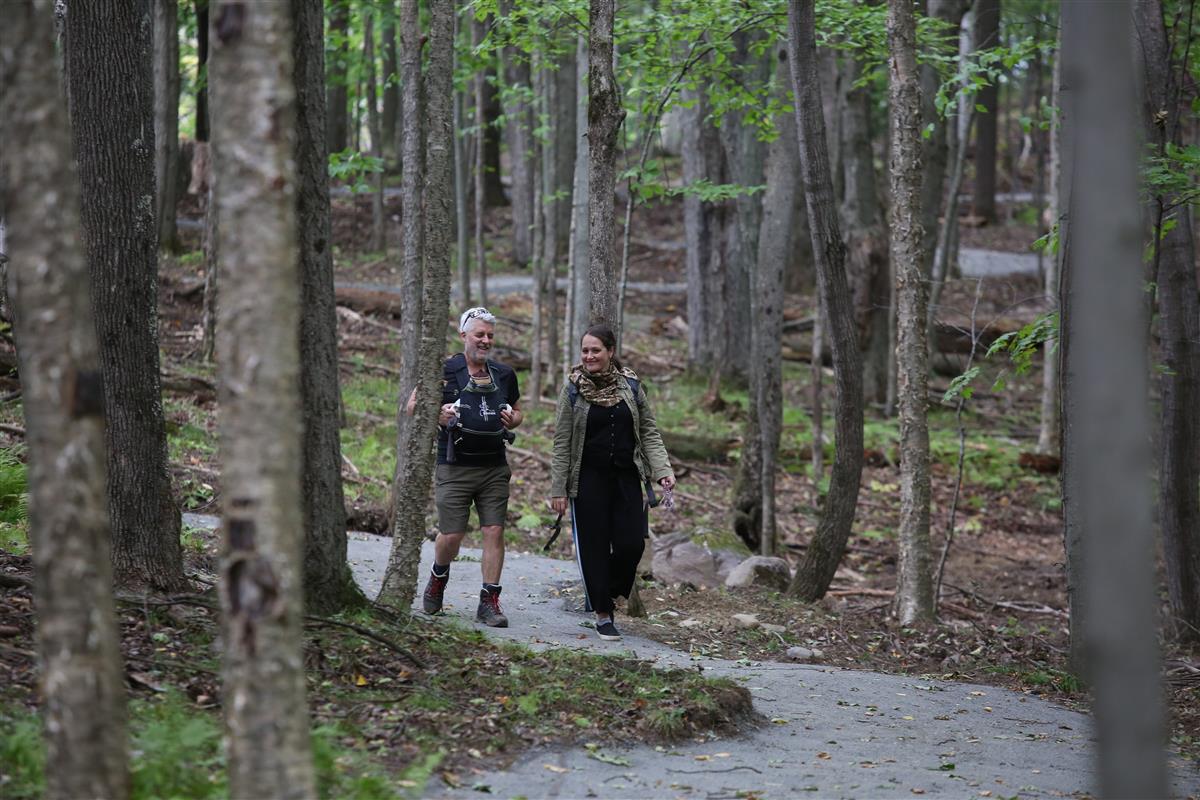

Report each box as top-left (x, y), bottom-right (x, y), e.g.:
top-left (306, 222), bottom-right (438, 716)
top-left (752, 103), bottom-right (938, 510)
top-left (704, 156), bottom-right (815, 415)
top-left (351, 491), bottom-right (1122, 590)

top-left (571, 462), bottom-right (646, 615)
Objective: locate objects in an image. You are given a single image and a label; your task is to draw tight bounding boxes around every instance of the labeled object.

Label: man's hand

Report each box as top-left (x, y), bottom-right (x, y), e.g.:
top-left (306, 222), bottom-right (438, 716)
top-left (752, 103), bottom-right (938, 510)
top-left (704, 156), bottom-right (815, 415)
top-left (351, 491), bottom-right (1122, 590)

top-left (500, 406), bottom-right (522, 429)
top-left (549, 496), bottom-right (568, 514)
top-left (658, 475), bottom-right (676, 492)
top-left (438, 402), bottom-right (458, 426)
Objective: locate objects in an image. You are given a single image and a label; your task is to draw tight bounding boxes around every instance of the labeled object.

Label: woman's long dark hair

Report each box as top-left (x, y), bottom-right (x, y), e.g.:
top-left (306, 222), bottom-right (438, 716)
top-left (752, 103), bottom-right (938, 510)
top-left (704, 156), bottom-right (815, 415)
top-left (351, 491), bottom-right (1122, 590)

top-left (582, 324), bottom-right (623, 371)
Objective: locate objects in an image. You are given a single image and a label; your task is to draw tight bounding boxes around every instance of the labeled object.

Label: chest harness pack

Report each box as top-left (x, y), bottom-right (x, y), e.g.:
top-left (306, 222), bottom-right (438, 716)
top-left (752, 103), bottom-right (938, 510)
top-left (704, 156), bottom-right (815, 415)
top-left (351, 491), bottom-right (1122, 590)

top-left (443, 359), bottom-right (514, 463)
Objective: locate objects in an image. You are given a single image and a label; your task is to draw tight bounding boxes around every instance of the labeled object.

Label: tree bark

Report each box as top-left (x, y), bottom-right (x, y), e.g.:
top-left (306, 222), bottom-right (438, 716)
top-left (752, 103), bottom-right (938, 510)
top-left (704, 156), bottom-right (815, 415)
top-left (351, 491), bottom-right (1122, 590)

top-left (381, 2), bottom-right (399, 162)
top-left (971, 0), bottom-right (1000, 223)
top-left (567, 35), bottom-right (591, 365)
top-left (1134, 0), bottom-right (1200, 640)
top-left (838, 56), bottom-right (890, 407)
top-left (154, 0), bottom-right (181, 252)
top-left (326, 0), bottom-right (350, 154)
top-left (785, 0), bottom-right (865, 601)
top-left (1037, 30), bottom-right (1061, 457)
top-left (586, 0), bottom-right (624, 327)
top-left (498, 0), bottom-right (535, 267)
top-left (364, 6), bottom-right (385, 252)
top-left (888, 0), bottom-right (934, 625)
top-left (480, 51), bottom-right (507, 208)
top-left (380, 0), bottom-right (455, 607)
top-left (2, 4), bottom-right (129, 797)
top-left (682, 79), bottom-right (727, 369)
top-left (66, 0), bottom-right (186, 593)
top-left (293, 0), bottom-right (362, 614)
top-left (1061, 1), bottom-right (1166, 792)
top-left (455, 13), bottom-right (471, 307)
top-left (209, 2), bottom-right (316, 795)
top-left (752, 50), bottom-right (794, 557)
top-left (196, 0), bottom-right (210, 142)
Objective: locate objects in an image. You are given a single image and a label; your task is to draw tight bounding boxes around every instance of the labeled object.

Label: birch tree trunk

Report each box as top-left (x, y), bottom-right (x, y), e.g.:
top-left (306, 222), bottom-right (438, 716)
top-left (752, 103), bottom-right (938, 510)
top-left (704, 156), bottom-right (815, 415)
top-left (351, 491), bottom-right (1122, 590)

top-left (154, 0), bottom-right (181, 252)
top-left (888, 0), bottom-right (934, 624)
top-left (365, 7), bottom-right (385, 253)
top-left (1134, 0), bottom-right (1200, 639)
top-left (209, 2), bottom-right (316, 795)
top-left (838, 56), bottom-right (890, 407)
top-left (1062, 1), bottom-right (1166, 792)
top-left (586, 0), bottom-right (624, 327)
top-left (753, 51), bottom-right (795, 557)
top-left (380, 0), bottom-right (455, 606)
top-left (1037, 32), bottom-right (1062, 457)
top-left (66, 0), bottom-right (186, 593)
top-left (294, 0), bottom-right (361, 613)
top-left (2, 4), bottom-right (129, 797)
top-left (786, 0), bottom-right (865, 601)
top-left (567, 35), bottom-right (591, 366)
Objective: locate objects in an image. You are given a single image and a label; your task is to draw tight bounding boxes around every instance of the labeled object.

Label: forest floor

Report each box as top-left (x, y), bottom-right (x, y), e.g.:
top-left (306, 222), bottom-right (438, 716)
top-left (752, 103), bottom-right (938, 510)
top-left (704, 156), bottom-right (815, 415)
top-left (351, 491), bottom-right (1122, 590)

top-left (2, 191), bottom-right (1200, 797)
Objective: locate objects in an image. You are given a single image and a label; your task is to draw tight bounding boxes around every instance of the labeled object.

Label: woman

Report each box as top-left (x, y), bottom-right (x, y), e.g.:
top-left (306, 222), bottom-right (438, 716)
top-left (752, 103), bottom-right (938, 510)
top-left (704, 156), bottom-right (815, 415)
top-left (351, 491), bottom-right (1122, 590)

top-left (549, 324), bottom-right (676, 641)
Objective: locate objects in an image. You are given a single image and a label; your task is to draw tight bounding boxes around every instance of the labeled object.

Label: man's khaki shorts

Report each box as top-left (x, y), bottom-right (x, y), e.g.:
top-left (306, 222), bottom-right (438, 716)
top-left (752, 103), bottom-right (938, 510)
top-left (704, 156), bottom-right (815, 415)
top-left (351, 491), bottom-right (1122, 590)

top-left (434, 463), bottom-right (512, 533)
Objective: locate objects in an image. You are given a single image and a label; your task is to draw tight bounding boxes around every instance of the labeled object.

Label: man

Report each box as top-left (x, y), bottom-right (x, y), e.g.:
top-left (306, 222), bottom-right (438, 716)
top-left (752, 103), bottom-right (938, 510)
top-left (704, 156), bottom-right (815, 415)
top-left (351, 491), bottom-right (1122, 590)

top-left (414, 307), bottom-right (522, 627)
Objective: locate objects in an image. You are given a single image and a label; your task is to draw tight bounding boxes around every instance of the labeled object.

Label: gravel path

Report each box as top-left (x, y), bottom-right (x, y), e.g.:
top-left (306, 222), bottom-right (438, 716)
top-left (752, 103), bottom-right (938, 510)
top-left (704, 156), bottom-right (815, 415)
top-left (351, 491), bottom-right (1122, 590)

top-left (336, 527), bottom-right (1196, 800)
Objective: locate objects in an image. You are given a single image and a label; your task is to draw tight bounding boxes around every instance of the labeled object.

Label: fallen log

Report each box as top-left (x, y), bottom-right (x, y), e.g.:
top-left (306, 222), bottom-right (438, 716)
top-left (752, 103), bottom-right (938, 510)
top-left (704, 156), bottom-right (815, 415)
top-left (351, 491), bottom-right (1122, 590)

top-left (334, 286), bottom-right (403, 318)
top-left (662, 430), bottom-right (737, 463)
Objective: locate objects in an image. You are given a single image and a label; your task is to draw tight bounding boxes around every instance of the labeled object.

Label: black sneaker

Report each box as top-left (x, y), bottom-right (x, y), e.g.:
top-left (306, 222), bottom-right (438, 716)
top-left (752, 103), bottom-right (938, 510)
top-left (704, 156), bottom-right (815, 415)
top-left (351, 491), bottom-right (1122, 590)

top-left (476, 586), bottom-right (509, 628)
top-left (596, 619), bottom-right (621, 641)
top-left (422, 570), bottom-right (448, 615)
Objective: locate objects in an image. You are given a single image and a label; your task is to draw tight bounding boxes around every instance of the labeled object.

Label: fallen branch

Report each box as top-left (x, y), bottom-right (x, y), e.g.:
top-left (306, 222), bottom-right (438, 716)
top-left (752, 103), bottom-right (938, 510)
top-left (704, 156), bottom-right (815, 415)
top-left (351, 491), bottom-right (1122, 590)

top-left (0, 573), bottom-right (32, 590)
top-left (0, 423), bottom-right (25, 438)
top-left (303, 616), bottom-right (425, 669)
top-left (507, 444), bottom-right (550, 467)
top-left (340, 358), bottom-right (402, 377)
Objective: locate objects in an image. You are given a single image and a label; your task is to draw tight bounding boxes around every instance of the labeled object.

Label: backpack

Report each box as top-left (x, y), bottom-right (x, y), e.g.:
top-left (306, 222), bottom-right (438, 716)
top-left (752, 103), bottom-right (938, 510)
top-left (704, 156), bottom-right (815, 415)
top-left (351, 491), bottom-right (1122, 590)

top-left (444, 358), bottom-right (514, 463)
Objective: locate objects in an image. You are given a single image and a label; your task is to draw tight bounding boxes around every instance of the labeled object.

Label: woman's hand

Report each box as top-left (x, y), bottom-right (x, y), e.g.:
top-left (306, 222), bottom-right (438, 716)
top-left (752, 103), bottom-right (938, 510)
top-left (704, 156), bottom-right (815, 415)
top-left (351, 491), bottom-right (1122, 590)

top-left (658, 475), bottom-right (676, 492)
top-left (549, 496), bottom-right (568, 515)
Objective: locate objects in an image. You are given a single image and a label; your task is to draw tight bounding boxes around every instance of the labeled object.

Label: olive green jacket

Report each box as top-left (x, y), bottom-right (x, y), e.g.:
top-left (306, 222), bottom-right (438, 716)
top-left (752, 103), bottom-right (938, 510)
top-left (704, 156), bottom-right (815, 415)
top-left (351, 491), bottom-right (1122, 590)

top-left (549, 374), bottom-right (674, 498)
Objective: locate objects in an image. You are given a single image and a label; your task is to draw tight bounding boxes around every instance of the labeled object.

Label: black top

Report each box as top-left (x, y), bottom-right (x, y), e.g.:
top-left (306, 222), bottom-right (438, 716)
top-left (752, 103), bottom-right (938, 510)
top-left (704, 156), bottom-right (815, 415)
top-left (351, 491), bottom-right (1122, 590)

top-left (581, 399), bottom-right (637, 470)
top-left (437, 353), bottom-right (521, 467)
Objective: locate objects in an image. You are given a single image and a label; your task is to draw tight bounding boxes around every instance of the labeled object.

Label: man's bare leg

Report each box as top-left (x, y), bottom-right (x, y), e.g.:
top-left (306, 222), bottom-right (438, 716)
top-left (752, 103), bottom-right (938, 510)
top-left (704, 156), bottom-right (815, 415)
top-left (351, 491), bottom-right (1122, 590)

top-left (480, 525), bottom-right (505, 585)
top-left (434, 532), bottom-right (466, 567)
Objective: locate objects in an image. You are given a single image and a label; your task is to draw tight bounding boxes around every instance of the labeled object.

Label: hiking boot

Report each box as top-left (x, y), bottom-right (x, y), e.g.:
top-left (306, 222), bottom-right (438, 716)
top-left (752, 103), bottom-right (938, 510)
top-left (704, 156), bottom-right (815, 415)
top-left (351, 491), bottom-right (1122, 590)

top-left (596, 619), bottom-right (621, 641)
top-left (422, 570), bottom-right (448, 615)
top-left (476, 586), bottom-right (509, 628)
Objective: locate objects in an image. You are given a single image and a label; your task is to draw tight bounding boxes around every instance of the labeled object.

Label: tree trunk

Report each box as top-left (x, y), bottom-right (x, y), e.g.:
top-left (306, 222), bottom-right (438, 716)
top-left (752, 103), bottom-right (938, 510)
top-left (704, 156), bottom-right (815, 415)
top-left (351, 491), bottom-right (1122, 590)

top-left (326, 0), bottom-right (350, 154)
top-left (753, 50), bottom-right (794, 557)
top-left (480, 50), bottom-right (507, 208)
top-left (530, 67), bottom-right (546, 405)
top-left (719, 35), bottom-right (768, 385)
top-left (454, 14), bottom-right (471, 307)
top-left (66, 0), bottom-right (186, 593)
top-left (294, 0), bottom-right (362, 614)
top-left (154, 0), bottom-right (181, 252)
top-left (682, 79), bottom-right (727, 369)
top-left (1062, 1), bottom-right (1166, 792)
top-left (586, 0), bottom-right (624, 327)
top-left (838, 56), bottom-right (890, 407)
top-left (1134, 0), bottom-right (1200, 640)
top-left (785, 0), bottom-right (865, 601)
top-left (381, 2), bottom-right (399, 162)
top-left (971, 0), bottom-right (1000, 223)
top-left (1037, 31), bottom-right (1061, 457)
top-left (566, 35), bottom-right (591, 364)
top-left (473, 16), bottom-right (490, 304)
top-left (196, 0), bottom-right (210, 142)
top-left (888, 0), bottom-right (934, 625)
top-left (2, 5), bottom-right (129, 797)
top-left (380, 0), bottom-right (455, 607)
top-left (551, 47), bottom-right (577, 260)
top-left (365, 7), bottom-right (385, 253)
top-left (498, 0), bottom-right (534, 267)
top-left (209, 2), bottom-right (316, 795)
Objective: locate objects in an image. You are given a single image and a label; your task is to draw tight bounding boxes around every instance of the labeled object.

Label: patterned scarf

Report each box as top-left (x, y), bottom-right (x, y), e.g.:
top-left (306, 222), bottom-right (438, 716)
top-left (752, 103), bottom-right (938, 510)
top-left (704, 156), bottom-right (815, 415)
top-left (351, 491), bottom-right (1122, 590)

top-left (569, 363), bottom-right (638, 408)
